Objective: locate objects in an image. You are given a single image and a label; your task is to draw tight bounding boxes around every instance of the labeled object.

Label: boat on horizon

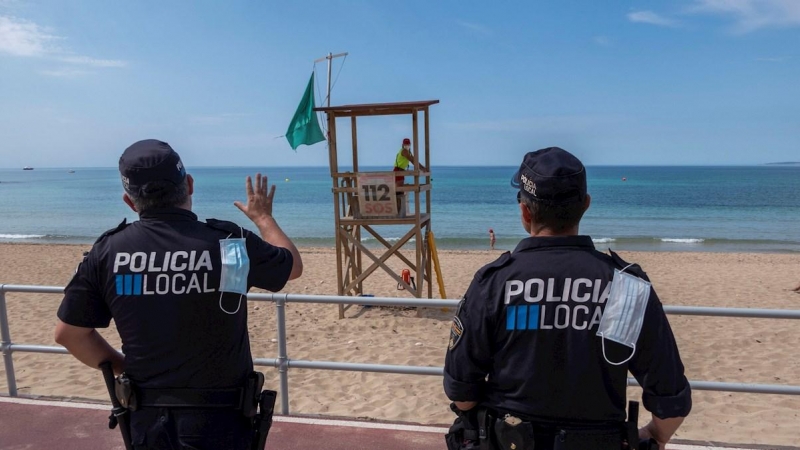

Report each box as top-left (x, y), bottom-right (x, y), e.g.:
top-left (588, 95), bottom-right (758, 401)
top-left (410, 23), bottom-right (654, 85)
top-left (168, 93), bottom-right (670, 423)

top-left (22, 167), bottom-right (33, 170)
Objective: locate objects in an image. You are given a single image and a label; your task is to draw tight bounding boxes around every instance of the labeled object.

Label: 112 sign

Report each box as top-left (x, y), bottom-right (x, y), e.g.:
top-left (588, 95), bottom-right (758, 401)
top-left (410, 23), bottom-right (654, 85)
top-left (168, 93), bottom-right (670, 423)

top-left (357, 173), bottom-right (397, 217)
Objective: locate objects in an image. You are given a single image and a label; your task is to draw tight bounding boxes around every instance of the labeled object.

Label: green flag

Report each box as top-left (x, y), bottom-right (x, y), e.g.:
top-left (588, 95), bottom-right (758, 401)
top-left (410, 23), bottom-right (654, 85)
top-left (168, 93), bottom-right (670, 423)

top-left (285, 73), bottom-right (325, 150)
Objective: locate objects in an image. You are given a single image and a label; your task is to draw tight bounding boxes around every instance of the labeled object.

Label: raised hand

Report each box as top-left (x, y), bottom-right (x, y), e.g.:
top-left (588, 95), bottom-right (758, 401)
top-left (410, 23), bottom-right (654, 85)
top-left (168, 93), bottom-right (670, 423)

top-left (234, 173), bottom-right (276, 224)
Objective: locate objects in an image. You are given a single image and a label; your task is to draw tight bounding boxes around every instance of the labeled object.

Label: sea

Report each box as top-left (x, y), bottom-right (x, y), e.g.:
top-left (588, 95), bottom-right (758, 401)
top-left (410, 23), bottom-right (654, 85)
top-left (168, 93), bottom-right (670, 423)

top-left (1, 165), bottom-right (799, 253)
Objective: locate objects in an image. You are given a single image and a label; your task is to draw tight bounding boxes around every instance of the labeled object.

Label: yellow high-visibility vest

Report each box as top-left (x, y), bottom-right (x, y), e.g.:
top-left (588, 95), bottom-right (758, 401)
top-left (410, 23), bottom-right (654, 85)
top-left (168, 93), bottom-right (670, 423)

top-left (395, 148), bottom-right (410, 170)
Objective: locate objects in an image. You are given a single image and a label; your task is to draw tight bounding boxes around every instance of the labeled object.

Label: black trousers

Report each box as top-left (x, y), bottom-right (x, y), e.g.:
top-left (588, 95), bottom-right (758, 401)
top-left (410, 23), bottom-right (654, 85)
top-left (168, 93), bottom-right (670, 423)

top-left (130, 407), bottom-right (252, 450)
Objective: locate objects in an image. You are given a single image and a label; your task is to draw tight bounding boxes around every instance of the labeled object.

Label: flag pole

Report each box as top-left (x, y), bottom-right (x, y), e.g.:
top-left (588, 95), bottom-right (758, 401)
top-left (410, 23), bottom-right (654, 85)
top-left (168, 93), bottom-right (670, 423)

top-left (314, 52), bottom-right (348, 108)
top-left (326, 52), bottom-right (332, 108)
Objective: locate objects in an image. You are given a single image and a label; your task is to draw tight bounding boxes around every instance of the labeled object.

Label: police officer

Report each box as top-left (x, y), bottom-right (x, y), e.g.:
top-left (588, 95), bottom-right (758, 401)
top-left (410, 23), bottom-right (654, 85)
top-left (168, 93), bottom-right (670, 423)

top-left (443, 147), bottom-right (691, 450)
top-left (54, 139), bottom-right (302, 449)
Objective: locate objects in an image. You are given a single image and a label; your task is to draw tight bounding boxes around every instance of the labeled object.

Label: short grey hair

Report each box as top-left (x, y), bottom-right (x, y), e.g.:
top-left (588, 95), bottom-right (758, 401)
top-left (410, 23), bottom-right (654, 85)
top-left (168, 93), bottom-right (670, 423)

top-left (127, 179), bottom-right (189, 213)
top-left (520, 195), bottom-right (586, 233)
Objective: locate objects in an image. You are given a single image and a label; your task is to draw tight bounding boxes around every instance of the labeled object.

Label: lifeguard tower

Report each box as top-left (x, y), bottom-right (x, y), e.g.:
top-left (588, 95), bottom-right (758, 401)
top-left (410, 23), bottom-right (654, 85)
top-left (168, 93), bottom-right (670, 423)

top-left (314, 100), bottom-right (441, 318)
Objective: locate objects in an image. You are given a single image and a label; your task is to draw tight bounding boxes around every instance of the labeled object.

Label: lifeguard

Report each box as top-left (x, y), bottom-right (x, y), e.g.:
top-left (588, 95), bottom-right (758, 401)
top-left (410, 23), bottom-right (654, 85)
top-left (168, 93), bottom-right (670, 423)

top-left (393, 138), bottom-right (426, 187)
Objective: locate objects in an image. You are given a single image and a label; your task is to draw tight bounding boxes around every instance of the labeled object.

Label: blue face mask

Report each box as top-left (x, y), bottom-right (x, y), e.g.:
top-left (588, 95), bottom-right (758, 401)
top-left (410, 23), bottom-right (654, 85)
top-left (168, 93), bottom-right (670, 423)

top-left (219, 235), bottom-right (250, 314)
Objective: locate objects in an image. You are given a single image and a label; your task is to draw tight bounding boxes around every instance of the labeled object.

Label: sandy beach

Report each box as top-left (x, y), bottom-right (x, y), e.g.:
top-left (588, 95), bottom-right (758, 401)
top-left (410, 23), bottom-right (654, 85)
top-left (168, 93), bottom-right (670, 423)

top-left (1, 243), bottom-right (798, 447)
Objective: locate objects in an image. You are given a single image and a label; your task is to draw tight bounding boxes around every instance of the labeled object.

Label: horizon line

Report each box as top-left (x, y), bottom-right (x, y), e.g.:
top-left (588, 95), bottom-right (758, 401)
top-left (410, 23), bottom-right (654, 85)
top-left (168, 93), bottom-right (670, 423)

top-left (3, 163), bottom-right (799, 170)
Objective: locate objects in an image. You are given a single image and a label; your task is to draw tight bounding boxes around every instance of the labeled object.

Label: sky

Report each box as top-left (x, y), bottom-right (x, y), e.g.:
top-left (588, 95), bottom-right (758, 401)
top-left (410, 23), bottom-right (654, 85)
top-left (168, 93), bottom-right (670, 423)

top-left (0, 0), bottom-right (798, 168)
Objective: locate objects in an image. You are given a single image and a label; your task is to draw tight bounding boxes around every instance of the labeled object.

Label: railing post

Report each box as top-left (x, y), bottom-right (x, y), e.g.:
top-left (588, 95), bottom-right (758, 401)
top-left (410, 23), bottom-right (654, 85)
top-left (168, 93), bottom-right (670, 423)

top-left (275, 293), bottom-right (290, 414)
top-left (0, 286), bottom-right (19, 396)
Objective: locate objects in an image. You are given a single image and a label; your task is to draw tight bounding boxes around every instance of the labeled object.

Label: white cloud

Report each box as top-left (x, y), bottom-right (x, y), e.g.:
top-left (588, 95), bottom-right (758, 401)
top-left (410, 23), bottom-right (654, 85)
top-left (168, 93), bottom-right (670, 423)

top-left (455, 20), bottom-right (491, 36)
top-left (0, 15), bottom-right (59, 56)
top-left (627, 11), bottom-right (680, 27)
top-left (58, 55), bottom-right (127, 68)
top-left (756, 56), bottom-right (791, 62)
top-left (39, 67), bottom-right (92, 78)
top-left (689, 0), bottom-right (800, 32)
top-left (0, 14), bottom-right (126, 71)
top-left (593, 35), bottom-right (612, 46)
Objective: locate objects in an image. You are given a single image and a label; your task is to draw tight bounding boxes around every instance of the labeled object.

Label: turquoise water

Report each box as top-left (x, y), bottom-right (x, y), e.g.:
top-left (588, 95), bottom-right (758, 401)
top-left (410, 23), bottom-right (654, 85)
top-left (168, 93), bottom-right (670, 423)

top-left (1, 165), bottom-right (799, 252)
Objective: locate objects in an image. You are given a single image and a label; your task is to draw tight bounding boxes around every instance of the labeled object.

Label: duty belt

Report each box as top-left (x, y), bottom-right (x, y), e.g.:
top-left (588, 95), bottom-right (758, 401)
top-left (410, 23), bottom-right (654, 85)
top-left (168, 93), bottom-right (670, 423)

top-left (103, 368), bottom-right (275, 450)
top-left (135, 387), bottom-right (245, 410)
top-left (447, 401), bottom-right (643, 450)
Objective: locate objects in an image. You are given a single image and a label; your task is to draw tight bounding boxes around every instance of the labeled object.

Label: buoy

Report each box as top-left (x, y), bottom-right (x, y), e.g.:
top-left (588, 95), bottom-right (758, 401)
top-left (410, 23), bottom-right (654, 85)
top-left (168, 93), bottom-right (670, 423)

top-left (622, 177), bottom-right (627, 182)
top-left (398, 269), bottom-right (410, 290)
top-left (397, 269), bottom-right (416, 291)
top-left (285, 178), bottom-right (289, 182)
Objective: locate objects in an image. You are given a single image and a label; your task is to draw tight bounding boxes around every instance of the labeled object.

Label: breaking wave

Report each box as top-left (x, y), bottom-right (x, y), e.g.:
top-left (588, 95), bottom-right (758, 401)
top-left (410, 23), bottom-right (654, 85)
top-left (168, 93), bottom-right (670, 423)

top-left (659, 238), bottom-right (705, 244)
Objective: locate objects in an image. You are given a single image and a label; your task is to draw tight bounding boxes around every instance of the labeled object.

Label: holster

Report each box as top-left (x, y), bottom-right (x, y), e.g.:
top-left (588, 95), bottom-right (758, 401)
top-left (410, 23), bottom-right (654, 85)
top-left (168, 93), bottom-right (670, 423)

top-left (115, 373), bottom-right (139, 411)
top-left (494, 415), bottom-right (535, 450)
top-left (242, 371), bottom-right (265, 418)
top-left (251, 390), bottom-right (277, 450)
top-left (100, 362), bottom-right (133, 450)
top-left (445, 403), bottom-right (494, 450)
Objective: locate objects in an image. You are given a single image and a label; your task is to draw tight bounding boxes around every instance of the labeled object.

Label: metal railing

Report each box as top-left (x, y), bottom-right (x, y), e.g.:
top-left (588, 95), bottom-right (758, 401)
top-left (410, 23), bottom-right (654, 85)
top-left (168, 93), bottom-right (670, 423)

top-left (2, 283), bottom-right (800, 415)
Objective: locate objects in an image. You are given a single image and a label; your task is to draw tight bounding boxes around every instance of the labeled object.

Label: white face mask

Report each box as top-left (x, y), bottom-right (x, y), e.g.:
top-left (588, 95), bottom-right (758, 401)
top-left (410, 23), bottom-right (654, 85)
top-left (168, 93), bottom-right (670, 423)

top-left (218, 229), bottom-right (250, 315)
top-left (596, 267), bottom-right (651, 365)
top-left (403, 145), bottom-right (410, 151)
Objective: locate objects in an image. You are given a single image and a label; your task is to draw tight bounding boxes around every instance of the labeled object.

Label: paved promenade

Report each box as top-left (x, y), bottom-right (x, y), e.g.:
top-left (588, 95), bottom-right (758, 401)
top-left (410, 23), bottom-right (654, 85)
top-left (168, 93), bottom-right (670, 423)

top-left (0, 396), bottom-right (794, 450)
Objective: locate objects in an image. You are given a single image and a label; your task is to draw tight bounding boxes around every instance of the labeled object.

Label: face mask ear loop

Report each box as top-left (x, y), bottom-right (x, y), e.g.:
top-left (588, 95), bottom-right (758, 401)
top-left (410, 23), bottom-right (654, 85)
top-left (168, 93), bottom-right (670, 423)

top-left (219, 292), bottom-right (243, 315)
top-left (600, 333), bottom-right (636, 366)
top-left (619, 263), bottom-right (634, 274)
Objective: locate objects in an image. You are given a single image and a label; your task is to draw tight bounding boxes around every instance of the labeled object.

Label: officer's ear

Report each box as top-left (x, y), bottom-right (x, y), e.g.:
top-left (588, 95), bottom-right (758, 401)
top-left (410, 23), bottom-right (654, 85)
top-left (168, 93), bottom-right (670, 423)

top-left (583, 194), bottom-right (591, 213)
top-left (519, 201), bottom-right (531, 223)
top-left (122, 193), bottom-right (137, 213)
top-left (519, 201), bottom-right (532, 234)
top-left (186, 174), bottom-right (194, 196)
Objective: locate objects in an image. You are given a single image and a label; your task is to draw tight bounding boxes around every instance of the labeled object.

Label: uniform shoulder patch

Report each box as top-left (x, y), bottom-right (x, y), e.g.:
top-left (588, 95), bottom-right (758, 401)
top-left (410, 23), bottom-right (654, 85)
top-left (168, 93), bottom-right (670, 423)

top-left (94, 219), bottom-right (128, 244)
top-left (205, 218), bottom-right (244, 237)
top-left (448, 316), bottom-right (464, 351)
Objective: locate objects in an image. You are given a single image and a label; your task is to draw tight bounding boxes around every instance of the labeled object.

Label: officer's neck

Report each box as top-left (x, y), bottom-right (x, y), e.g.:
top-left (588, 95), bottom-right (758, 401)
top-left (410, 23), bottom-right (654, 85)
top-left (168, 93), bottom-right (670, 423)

top-left (528, 224), bottom-right (580, 237)
top-left (150, 202), bottom-right (191, 215)
top-left (168, 196), bottom-right (193, 213)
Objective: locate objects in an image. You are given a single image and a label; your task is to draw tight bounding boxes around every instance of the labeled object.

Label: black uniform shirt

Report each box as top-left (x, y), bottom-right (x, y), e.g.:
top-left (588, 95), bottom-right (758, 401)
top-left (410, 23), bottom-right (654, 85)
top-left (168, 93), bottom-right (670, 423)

top-left (58, 207), bottom-right (294, 389)
top-left (444, 235), bottom-right (691, 423)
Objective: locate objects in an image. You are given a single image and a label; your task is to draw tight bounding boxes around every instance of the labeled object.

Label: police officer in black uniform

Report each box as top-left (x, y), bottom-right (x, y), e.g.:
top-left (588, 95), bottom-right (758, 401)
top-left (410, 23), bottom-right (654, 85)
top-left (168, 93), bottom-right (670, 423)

top-left (54, 139), bottom-right (302, 449)
top-left (443, 147), bottom-right (691, 450)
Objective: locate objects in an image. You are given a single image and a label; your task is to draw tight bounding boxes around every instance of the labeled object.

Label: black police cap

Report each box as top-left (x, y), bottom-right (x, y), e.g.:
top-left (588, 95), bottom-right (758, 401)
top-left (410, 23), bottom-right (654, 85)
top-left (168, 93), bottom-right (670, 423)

top-left (511, 147), bottom-right (587, 205)
top-left (119, 139), bottom-right (186, 198)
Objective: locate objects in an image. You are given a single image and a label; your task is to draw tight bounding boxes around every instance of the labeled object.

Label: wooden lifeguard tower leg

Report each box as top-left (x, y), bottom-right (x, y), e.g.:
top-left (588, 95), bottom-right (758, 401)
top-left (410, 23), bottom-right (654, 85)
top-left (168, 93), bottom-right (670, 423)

top-left (424, 108), bottom-right (434, 300)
